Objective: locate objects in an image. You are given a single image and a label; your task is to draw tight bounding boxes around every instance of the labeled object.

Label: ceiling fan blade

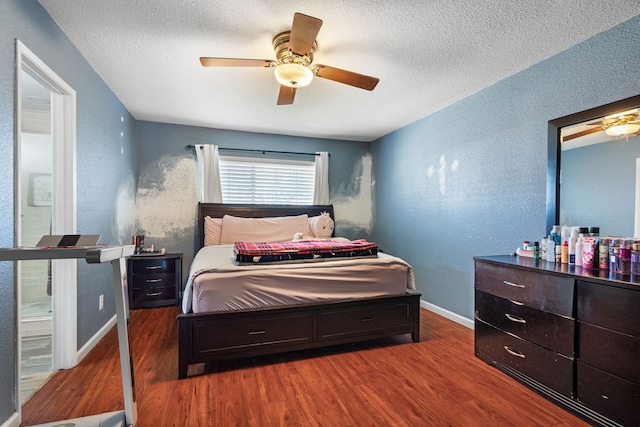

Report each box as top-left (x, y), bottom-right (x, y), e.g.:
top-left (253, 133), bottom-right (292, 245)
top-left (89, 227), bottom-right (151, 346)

top-left (314, 65), bottom-right (379, 91)
top-left (277, 85), bottom-right (296, 105)
top-left (289, 13), bottom-right (323, 55)
top-left (200, 57), bottom-right (275, 68)
top-left (562, 126), bottom-right (603, 143)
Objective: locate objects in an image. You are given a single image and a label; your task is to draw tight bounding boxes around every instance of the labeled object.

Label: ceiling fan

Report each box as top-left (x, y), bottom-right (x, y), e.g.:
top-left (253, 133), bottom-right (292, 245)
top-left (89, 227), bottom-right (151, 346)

top-left (199, 13), bottom-right (380, 105)
top-left (562, 111), bottom-right (640, 143)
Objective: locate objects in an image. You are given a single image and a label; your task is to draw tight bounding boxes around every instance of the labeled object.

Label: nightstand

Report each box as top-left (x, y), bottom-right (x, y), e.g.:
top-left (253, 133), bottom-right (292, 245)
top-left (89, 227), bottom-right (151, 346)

top-left (127, 253), bottom-right (182, 309)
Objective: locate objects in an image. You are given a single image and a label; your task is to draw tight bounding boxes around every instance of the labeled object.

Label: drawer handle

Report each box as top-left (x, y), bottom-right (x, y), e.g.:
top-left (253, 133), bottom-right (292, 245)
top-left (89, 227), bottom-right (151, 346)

top-left (509, 299), bottom-right (524, 306)
top-left (360, 317), bottom-right (374, 322)
top-left (146, 278), bottom-right (163, 283)
top-left (503, 346), bottom-right (525, 358)
top-left (248, 330), bottom-right (266, 335)
top-left (145, 265), bottom-right (162, 270)
top-left (505, 313), bottom-right (527, 324)
top-left (146, 292), bottom-right (162, 296)
top-left (503, 280), bottom-right (525, 289)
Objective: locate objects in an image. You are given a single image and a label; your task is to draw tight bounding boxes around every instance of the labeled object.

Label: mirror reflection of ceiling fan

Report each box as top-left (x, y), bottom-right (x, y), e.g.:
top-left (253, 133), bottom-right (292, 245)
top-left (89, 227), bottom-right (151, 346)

top-left (199, 13), bottom-right (380, 105)
top-left (562, 109), bottom-right (640, 143)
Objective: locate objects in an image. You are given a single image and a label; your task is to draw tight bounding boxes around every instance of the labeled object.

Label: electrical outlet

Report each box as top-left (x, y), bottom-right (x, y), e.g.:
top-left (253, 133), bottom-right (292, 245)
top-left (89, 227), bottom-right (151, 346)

top-left (99, 294), bottom-right (104, 311)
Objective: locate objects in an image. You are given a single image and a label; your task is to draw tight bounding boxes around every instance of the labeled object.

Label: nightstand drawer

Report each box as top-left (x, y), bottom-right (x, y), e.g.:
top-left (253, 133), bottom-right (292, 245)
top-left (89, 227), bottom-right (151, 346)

top-left (131, 285), bottom-right (176, 306)
top-left (131, 258), bottom-right (176, 274)
top-left (131, 272), bottom-right (176, 288)
top-left (475, 290), bottom-right (574, 356)
top-left (475, 261), bottom-right (574, 317)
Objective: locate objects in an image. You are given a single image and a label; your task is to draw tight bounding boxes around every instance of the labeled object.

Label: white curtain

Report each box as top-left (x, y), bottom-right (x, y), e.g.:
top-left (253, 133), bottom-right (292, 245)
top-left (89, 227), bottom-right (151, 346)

top-left (195, 144), bottom-right (223, 203)
top-left (313, 151), bottom-right (329, 205)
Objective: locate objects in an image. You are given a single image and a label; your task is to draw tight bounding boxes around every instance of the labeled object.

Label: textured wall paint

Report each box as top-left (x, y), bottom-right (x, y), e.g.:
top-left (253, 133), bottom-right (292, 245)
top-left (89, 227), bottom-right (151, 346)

top-left (333, 153), bottom-right (373, 238)
top-left (372, 14), bottom-right (640, 320)
top-left (136, 155), bottom-right (199, 242)
top-left (0, 1), bottom-right (136, 421)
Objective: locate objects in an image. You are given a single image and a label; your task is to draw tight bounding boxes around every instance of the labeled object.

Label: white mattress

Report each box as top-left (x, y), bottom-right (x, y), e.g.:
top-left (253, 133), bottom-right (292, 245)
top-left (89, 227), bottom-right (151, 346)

top-left (182, 244), bottom-right (415, 313)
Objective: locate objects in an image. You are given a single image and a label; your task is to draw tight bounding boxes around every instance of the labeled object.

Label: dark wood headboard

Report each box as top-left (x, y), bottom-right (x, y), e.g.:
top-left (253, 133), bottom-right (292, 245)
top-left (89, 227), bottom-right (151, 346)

top-left (196, 203), bottom-right (335, 249)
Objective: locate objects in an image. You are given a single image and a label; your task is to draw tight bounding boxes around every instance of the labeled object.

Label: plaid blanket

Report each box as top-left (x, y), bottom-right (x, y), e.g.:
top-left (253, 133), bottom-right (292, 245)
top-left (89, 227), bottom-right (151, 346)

top-left (234, 239), bottom-right (378, 264)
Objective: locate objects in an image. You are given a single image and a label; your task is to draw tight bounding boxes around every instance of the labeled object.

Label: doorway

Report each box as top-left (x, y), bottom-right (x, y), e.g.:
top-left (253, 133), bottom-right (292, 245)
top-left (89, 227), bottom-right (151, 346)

top-left (16, 41), bottom-right (77, 406)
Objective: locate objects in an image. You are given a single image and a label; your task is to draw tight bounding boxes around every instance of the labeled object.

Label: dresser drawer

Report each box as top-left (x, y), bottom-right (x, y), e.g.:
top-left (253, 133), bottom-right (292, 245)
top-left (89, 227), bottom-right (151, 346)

top-left (131, 257), bottom-right (176, 274)
top-left (317, 301), bottom-right (410, 341)
top-left (192, 311), bottom-right (314, 355)
top-left (131, 272), bottom-right (176, 288)
top-left (578, 322), bottom-right (640, 384)
top-left (131, 285), bottom-right (177, 306)
top-left (475, 261), bottom-right (574, 317)
top-left (475, 290), bottom-right (574, 356)
top-left (577, 280), bottom-right (640, 336)
top-left (475, 319), bottom-right (574, 397)
top-left (577, 362), bottom-right (640, 427)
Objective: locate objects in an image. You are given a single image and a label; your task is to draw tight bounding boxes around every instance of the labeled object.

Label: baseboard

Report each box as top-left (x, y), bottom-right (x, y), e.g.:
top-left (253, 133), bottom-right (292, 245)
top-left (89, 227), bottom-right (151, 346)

top-left (1, 411), bottom-right (20, 427)
top-left (77, 314), bottom-right (116, 362)
top-left (420, 300), bottom-right (474, 330)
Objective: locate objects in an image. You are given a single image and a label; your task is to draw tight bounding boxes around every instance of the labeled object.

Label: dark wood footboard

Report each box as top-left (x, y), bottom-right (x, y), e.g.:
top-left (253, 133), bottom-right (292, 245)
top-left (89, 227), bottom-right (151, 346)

top-left (178, 291), bottom-right (421, 379)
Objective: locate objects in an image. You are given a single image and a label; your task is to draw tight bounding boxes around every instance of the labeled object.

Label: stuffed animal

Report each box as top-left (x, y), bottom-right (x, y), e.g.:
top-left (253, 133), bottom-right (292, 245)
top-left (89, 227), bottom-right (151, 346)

top-left (310, 212), bottom-right (334, 238)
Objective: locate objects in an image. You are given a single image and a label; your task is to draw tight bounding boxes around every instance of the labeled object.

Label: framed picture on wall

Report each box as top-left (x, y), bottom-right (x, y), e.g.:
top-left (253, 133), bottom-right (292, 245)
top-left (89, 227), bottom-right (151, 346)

top-left (28, 173), bottom-right (52, 207)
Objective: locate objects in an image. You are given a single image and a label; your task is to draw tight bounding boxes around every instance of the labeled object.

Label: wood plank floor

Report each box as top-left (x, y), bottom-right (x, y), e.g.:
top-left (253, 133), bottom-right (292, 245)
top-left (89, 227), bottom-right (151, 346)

top-left (21, 307), bottom-right (590, 427)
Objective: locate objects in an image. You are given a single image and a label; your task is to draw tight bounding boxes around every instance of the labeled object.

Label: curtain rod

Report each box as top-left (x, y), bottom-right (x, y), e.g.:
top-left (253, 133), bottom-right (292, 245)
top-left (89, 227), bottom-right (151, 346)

top-left (185, 145), bottom-right (327, 157)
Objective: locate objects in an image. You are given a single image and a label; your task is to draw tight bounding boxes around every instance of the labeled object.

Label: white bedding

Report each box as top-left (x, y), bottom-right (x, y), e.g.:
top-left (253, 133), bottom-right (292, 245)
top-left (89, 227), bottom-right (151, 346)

top-left (182, 244), bottom-right (415, 313)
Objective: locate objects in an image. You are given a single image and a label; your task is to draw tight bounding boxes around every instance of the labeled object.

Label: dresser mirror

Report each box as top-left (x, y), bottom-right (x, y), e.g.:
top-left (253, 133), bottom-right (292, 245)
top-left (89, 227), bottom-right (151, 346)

top-left (547, 94), bottom-right (640, 237)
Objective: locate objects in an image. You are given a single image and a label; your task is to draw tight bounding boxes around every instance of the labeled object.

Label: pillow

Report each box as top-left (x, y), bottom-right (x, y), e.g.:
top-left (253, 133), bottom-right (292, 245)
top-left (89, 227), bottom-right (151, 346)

top-left (309, 212), bottom-right (334, 237)
top-left (220, 214), bottom-right (313, 244)
top-left (204, 216), bottom-right (223, 246)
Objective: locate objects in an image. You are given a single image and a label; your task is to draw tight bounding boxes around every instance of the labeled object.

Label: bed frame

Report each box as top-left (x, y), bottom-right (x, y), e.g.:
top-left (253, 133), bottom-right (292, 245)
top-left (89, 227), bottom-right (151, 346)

top-left (177, 203), bottom-right (421, 378)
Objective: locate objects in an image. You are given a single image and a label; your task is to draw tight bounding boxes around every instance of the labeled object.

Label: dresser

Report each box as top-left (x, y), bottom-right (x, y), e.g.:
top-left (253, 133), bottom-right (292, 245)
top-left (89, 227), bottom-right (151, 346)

top-left (127, 253), bottom-right (182, 309)
top-left (475, 255), bottom-right (640, 427)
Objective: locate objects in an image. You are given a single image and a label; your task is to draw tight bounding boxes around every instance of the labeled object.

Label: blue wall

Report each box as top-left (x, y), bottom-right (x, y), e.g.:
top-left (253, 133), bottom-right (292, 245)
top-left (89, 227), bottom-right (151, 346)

top-left (0, 0), bottom-right (136, 422)
top-left (135, 121), bottom-right (372, 280)
top-left (371, 15), bottom-right (640, 320)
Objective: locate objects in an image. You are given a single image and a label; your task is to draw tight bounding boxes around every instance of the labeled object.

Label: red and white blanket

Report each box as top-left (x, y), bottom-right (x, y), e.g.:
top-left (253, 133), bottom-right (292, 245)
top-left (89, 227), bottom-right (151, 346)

top-left (234, 239), bottom-right (378, 264)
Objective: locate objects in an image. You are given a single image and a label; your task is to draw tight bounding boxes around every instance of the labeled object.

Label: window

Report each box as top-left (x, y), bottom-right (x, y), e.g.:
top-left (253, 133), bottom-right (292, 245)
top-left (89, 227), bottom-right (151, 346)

top-left (219, 155), bottom-right (315, 204)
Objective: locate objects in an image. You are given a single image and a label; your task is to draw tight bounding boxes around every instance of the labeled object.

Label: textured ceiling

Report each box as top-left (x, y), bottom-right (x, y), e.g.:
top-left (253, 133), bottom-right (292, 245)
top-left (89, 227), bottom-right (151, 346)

top-left (38, 1), bottom-right (640, 142)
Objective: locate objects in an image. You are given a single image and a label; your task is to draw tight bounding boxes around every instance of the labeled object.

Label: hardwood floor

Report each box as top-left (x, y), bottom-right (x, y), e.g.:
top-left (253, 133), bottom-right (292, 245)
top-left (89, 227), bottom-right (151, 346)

top-left (21, 307), bottom-right (590, 427)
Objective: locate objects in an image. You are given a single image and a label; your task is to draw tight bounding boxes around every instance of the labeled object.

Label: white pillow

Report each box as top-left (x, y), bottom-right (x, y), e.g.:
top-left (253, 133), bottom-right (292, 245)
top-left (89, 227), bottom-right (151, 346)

top-left (204, 216), bottom-right (222, 246)
top-left (220, 214), bottom-right (313, 244)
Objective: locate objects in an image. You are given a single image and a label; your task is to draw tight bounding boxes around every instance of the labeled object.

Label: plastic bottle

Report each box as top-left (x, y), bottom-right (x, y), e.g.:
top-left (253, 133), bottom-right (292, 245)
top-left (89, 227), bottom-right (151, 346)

top-left (575, 234), bottom-right (583, 267)
top-left (533, 242), bottom-right (540, 260)
top-left (561, 241), bottom-right (568, 264)
top-left (631, 242), bottom-right (640, 274)
top-left (555, 245), bottom-right (561, 263)
top-left (568, 236), bottom-right (576, 265)
top-left (598, 238), bottom-right (609, 270)
top-left (551, 225), bottom-right (561, 246)
top-left (546, 236), bottom-right (556, 263)
top-left (540, 238), bottom-right (547, 260)
top-left (619, 239), bottom-right (632, 274)
top-left (609, 239), bottom-right (619, 273)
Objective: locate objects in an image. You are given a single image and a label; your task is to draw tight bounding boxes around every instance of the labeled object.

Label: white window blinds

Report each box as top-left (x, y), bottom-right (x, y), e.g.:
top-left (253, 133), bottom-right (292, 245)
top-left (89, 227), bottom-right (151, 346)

top-left (219, 155), bottom-right (316, 204)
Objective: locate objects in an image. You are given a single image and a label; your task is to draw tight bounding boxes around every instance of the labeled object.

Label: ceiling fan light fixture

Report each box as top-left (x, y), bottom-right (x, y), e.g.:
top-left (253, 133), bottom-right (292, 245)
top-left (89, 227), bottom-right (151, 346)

top-left (605, 123), bottom-right (640, 137)
top-left (274, 63), bottom-right (313, 88)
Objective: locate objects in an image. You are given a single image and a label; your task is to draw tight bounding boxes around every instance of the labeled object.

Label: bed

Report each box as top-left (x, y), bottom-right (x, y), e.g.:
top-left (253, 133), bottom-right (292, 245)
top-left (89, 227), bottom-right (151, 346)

top-left (177, 203), bottom-right (421, 378)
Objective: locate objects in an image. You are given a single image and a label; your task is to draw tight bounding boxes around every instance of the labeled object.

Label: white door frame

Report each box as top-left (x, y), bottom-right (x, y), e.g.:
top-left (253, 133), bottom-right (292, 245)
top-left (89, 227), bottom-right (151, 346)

top-left (15, 41), bottom-right (77, 391)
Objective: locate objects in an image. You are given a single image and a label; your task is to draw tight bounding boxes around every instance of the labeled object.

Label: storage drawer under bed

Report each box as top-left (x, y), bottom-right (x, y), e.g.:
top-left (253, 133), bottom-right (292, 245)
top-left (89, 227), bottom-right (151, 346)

top-left (190, 310), bottom-right (314, 357)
